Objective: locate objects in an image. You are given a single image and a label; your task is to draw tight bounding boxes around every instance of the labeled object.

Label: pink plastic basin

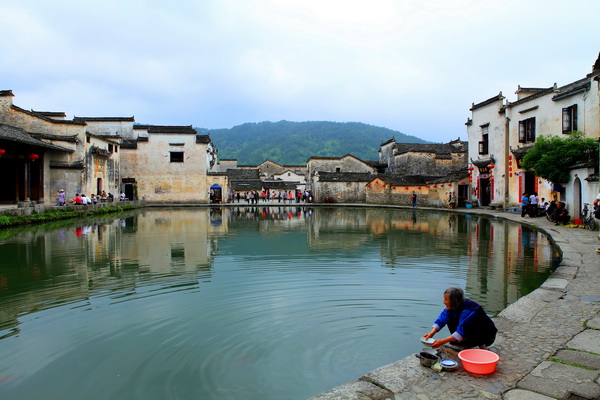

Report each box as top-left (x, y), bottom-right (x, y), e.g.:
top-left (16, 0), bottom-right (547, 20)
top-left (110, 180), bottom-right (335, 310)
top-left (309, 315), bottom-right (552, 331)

top-left (458, 349), bottom-right (499, 374)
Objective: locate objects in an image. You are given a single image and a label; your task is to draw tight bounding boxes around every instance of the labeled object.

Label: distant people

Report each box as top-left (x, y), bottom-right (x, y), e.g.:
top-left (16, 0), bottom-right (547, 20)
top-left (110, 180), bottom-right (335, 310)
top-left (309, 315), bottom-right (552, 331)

top-left (529, 192), bottom-right (538, 217)
top-left (107, 193), bottom-right (114, 202)
top-left (411, 191), bottom-right (417, 207)
top-left (57, 189), bottom-right (65, 206)
top-left (120, 192), bottom-right (126, 201)
top-left (554, 202), bottom-right (570, 225)
top-left (91, 194), bottom-right (98, 204)
top-left (520, 192), bottom-right (529, 217)
top-left (73, 193), bottom-right (83, 205)
top-left (80, 194), bottom-right (89, 205)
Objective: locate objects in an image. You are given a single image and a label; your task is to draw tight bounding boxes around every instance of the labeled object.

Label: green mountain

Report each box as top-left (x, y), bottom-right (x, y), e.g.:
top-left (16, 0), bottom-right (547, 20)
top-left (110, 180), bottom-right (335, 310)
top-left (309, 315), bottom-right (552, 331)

top-left (198, 120), bottom-right (428, 165)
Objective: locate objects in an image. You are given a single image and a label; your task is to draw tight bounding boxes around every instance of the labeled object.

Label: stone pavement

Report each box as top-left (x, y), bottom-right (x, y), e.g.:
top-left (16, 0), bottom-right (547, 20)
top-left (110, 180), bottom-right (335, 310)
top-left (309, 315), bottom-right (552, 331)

top-left (311, 207), bottom-right (600, 400)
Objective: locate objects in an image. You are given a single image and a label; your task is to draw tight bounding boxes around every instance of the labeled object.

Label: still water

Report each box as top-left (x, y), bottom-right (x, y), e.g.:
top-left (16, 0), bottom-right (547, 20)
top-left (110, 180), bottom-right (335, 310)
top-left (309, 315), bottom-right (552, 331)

top-left (0, 207), bottom-right (559, 400)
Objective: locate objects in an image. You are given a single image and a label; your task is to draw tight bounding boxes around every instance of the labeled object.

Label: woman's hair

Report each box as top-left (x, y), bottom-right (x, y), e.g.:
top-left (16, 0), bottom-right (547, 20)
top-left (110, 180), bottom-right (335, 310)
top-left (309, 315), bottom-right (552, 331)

top-left (444, 287), bottom-right (465, 309)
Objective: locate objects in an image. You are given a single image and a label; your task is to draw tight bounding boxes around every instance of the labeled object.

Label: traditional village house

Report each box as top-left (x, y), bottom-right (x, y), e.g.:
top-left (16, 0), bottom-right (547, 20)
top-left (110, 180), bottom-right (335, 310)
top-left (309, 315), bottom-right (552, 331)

top-left (226, 169), bottom-right (262, 200)
top-left (0, 90), bottom-right (121, 205)
top-left (120, 125), bottom-right (219, 204)
top-left (467, 54), bottom-right (600, 216)
top-left (368, 138), bottom-right (469, 207)
top-left (312, 172), bottom-right (374, 203)
top-left (306, 154), bottom-right (377, 202)
top-left (466, 92), bottom-right (507, 208)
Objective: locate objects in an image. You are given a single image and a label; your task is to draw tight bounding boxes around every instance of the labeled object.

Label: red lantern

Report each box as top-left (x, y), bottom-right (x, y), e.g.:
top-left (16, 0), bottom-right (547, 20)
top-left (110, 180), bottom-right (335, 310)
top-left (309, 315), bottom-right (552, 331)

top-left (426, 185), bottom-right (430, 188)
top-left (418, 187), bottom-right (421, 190)
top-left (509, 173), bottom-right (513, 177)
top-left (468, 166), bottom-right (474, 171)
top-left (487, 163), bottom-right (494, 170)
top-left (574, 174), bottom-right (578, 177)
top-left (509, 167), bottom-right (512, 172)
top-left (405, 186), bottom-right (408, 190)
top-left (508, 155), bottom-right (512, 160)
top-left (0, 149), bottom-right (5, 156)
top-left (433, 185), bottom-right (437, 188)
top-left (28, 153), bottom-right (39, 161)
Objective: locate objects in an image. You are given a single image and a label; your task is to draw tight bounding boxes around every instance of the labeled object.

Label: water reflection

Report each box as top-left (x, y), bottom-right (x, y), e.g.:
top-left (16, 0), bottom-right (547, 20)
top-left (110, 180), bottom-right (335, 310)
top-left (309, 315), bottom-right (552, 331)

top-left (0, 207), bottom-right (559, 400)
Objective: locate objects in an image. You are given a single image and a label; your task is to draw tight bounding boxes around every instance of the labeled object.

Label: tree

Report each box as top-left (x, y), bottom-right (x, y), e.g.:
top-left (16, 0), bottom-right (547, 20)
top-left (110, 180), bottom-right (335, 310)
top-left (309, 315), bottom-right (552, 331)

top-left (521, 132), bottom-right (599, 184)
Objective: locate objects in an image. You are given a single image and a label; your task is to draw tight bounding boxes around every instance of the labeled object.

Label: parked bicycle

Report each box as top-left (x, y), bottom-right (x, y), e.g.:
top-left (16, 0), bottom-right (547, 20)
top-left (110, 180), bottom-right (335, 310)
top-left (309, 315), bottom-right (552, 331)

top-left (582, 203), bottom-right (596, 231)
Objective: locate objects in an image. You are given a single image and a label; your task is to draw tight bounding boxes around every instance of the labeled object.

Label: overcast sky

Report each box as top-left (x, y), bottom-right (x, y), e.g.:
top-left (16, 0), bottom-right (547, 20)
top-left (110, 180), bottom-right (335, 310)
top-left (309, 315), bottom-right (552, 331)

top-left (1, 0), bottom-right (598, 143)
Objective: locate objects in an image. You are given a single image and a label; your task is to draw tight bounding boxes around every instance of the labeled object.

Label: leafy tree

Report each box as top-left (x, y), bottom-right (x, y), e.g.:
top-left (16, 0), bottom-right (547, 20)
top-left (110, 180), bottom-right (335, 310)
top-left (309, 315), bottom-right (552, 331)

top-left (521, 132), bottom-right (599, 184)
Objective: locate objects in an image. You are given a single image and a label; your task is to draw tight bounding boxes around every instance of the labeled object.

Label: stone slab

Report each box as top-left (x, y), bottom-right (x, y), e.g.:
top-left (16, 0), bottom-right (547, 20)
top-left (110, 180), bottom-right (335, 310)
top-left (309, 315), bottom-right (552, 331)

top-left (550, 266), bottom-right (578, 280)
top-left (586, 317), bottom-right (600, 330)
top-left (526, 288), bottom-right (565, 302)
top-left (540, 278), bottom-right (569, 291)
top-left (503, 389), bottom-right (555, 400)
top-left (566, 330), bottom-right (600, 355)
top-left (517, 361), bottom-right (600, 399)
top-left (308, 380), bottom-right (392, 400)
top-left (554, 349), bottom-right (600, 370)
top-left (497, 296), bottom-right (547, 323)
top-left (361, 356), bottom-right (428, 393)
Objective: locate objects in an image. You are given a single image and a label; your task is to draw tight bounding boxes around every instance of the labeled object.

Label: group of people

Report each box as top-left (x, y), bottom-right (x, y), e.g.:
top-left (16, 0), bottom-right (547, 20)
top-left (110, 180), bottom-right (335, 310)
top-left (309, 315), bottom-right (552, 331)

top-left (231, 190), bottom-right (313, 204)
top-left (55, 190), bottom-right (126, 206)
top-left (520, 192), bottom-right (544, 218)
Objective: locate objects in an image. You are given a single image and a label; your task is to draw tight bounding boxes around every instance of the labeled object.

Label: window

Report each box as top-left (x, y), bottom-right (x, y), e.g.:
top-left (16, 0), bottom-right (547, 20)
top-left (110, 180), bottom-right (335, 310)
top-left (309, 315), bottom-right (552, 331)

top-left (562, 104), bottom-right (578, 134)
top-left (170, 152), bottom-right (184, 162)
top-left (115, 146), bottom-right (118, 153)
top-left (479, 127), bottom-right (489, 155)
top-left (86, 136), bottom-right (91, 143)
top-left (108, 144), bottom-right (113, 152)
top-left (519, 117), bottom-right (536, 143)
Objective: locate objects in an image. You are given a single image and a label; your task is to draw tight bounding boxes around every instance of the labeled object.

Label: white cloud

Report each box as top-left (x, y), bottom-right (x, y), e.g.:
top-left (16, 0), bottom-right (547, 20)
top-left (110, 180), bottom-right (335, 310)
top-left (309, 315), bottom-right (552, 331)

top-left (1, 0), bottom-right (599, 143)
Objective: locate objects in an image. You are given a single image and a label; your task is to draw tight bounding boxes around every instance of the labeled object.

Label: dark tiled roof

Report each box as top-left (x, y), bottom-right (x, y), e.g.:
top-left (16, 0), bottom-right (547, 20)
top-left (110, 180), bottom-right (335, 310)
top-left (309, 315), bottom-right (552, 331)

top-left (132, 125), bottom-right (196, 134)
top-left (149, 126), bottom-right (196, 134)
top-left (381, 137), bottom-right (396, 146)
top-left (11, 105), bottom-right (86, 125)
top-left (226, 169), bottom-right (260, 180)
top-left (0, 90), bottom-right (14, 97)
top-left (470, 92), bottom-right (504, 111)
top-left (89, 145), bottom-right (111, 157)
top-left (74, 116), bottom-right (135, 122)
top-left (29, 132), bottom-right (79, 143)
top-left (510, 145), bottom-right (534, 160)
top-left (261, 180), bottom-right (298, 190)
top-left (120, 139), bottom-right (138, 149)
top-left (552, 77), bottom-right (590, 101)
top-left (425, 168), bottom-right (470, 183)
top-left (229, 180), bottom-right (262, 191)
top-left (471, 156), bottom-right (495, 167)
top-left (507, 86), bottom-right (556, 108)
top-left (86, 133), bottom-right (120, 145)
top-left (317, 172), bottom-right (374, 182)
top-left (394, 142), bottom-right (467, 156)
top-left (49, 160), bottom-right (84, 169)
top-left (196, 135), bottom-right (211, 144)
top-left (0, 124), bottom-right (74, 152)
top-left (31, 110), bottom-right (67, 118)
top-left (374, 174), bottom-right (428, 186)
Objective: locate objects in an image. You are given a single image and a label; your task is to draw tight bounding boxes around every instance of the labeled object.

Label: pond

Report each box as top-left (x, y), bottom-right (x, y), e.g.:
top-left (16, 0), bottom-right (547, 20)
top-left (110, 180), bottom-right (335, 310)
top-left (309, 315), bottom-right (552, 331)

top-left (0, 207), bottom-right (560, 400)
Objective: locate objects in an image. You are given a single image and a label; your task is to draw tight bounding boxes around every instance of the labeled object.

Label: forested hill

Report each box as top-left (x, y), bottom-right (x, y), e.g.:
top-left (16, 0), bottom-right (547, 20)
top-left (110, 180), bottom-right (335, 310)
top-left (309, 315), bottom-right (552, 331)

top-left (198, 121), bottom-right (428, 165)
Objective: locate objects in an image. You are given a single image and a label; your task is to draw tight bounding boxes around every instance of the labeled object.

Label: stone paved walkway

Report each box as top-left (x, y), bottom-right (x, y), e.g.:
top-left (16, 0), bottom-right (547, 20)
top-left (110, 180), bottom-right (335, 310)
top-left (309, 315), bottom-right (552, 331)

top-left (311, 207), bottom-right (600, 400)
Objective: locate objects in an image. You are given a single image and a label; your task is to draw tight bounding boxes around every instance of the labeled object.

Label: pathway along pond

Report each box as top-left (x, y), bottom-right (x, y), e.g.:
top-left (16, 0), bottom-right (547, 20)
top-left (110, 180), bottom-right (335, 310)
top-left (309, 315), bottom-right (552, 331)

top-left (0, 207), bottom-right (560, 400)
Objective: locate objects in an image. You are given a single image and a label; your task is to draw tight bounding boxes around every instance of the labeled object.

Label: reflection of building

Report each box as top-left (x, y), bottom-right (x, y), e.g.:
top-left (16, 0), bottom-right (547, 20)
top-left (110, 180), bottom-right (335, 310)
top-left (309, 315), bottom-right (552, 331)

top-left (464, 218), bottom-right (558, 314)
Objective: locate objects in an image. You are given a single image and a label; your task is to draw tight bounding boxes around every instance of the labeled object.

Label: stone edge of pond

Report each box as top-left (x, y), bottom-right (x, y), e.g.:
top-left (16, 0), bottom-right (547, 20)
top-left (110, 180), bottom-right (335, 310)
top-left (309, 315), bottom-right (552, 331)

top-left (307, 205), bottom-right (600, 400)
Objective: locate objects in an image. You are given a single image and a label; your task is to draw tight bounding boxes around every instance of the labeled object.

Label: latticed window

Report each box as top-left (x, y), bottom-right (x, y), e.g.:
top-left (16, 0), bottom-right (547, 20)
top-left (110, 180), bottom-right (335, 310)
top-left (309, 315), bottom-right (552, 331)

top-left (519, 117), bottom-right (536, 143)
top-left (562, 104), bottom-right (578, 134)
